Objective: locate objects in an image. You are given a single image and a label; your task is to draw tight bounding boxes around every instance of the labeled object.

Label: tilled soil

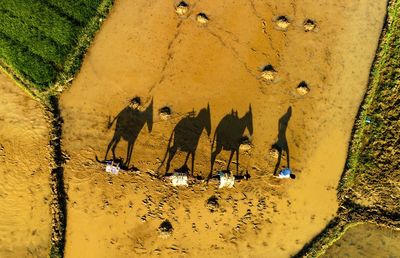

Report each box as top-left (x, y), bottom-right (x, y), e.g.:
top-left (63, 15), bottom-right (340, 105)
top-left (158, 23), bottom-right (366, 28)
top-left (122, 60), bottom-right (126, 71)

top-left (0, 72), bottom-right (51, 257)
top-left (60, 0), bottom-right (387, 257)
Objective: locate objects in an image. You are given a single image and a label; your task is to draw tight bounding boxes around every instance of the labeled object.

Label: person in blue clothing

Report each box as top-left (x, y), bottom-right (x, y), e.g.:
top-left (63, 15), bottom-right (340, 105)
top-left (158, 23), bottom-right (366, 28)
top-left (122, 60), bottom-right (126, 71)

top-left (275, 167), bottom-right (296, 179)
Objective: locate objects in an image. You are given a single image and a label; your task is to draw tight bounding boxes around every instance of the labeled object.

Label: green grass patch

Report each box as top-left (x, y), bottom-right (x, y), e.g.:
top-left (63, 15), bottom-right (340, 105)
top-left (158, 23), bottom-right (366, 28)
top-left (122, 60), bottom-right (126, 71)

top-left (44, 0), bottom-right (97, 25)
top-left (0, 0), bottom-right (114, 91)
top-left (0, 33), bottom-right (56, 87)
top-left (0, 11), bottom-right (68, 66)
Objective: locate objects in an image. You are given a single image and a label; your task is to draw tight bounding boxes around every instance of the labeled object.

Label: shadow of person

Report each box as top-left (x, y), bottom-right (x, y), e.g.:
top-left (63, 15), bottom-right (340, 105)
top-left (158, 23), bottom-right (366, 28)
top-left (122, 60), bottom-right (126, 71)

top-left (104, 96), bottom-right (153, 168)
top-left (210, 105), bottom-right (253, 178)
top-left (273, 106), bottom-right (292, 175)
top-left (158, 104), bottom-right (211, 176)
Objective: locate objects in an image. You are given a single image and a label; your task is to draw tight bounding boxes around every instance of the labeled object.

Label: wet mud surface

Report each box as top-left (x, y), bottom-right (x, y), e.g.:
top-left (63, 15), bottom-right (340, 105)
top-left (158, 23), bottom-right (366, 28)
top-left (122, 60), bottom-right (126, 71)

top-left (323, 223), bottom-right (400, 258)
top-left (60, 0), bottom-right (387, 257)
top-left (0, 72), bottom-right (51, 257)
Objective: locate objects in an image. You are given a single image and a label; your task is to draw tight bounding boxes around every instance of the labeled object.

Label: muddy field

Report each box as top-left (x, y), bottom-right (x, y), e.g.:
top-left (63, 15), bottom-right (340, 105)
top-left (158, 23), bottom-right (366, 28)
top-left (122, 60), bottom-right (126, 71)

top-left (323, 223), bottom-right (400, 258)
top-left (0, 72), bottom-right (51, 257)
top-left (60, 0), bottom-right (387, 257)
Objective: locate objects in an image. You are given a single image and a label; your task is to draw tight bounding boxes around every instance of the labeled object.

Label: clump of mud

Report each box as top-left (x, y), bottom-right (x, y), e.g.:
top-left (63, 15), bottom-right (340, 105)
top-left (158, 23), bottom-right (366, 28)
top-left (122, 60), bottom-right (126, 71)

top-left (275, 16), bottom-right (290, 30)
top-left (269, 147), bottom-right (279, 159)
top-left (159, 220), bottom-right (173, 237)
top-left (239, 135), bottom-right (253, 151)
top-left (206, 195), bottom-right (219, 212)
top-left (196, 13), bottom-right (209, 24)
top-left (303, 19), bottom-right (317, 32)
top-left (296, 81), bottom-right (310, 95)
top-left (261, 65), bottom-right (276, 82)
top-left (175, 1), bottom-right (189, 16)
top-left (159, 106), bottom-right (172, 120)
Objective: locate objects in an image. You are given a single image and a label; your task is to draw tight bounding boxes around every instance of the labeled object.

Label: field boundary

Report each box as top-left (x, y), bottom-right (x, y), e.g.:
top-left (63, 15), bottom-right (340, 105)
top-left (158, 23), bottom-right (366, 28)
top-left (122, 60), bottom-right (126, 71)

top-left (46, 2), bottom-right (115, 257)
top-left (293, 0), bottom-right (400, 257)
top-left (0, 61), bottom-right (43, 100)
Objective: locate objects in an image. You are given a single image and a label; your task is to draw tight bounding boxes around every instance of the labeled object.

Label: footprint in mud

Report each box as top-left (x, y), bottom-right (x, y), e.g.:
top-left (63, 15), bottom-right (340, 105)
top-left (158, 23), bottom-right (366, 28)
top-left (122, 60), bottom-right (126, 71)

top-left (296, 81), bottom-right (310, 95)
top-left (260, 64), bottom-right (277, 82)
top-left (303, 18), bottom-right (317, 32)
top-left (273, 15), bottom-right (291, 30)
top-left (0, 144), bottom-right (5, 161)
top-left (192, 222), bottom-right (198, 232)
top-left (196, 12), bottom-right (209, 24)
top-left (257, 197), bottom-right (267, 212)
top-left (175, 1), bottom-right (189, 16)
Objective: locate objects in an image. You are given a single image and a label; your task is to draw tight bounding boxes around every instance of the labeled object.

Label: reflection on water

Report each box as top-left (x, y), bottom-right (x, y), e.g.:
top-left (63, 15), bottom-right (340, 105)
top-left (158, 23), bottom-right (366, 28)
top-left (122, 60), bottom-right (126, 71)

top-left (323, 223), bottom-right (400, 258)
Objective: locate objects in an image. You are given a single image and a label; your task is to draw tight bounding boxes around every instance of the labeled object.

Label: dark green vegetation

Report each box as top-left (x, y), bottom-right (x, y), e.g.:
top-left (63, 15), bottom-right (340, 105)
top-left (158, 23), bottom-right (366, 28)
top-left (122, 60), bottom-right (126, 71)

top-left (0, 0), bottom-right (113, 92)
top-left (294, 0), bottom-right (400, 257)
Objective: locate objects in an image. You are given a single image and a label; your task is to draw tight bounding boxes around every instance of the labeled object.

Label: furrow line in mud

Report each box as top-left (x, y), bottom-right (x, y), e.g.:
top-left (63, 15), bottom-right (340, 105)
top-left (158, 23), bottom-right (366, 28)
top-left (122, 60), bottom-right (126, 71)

top-left (206, 28), bottom-right (264, 89)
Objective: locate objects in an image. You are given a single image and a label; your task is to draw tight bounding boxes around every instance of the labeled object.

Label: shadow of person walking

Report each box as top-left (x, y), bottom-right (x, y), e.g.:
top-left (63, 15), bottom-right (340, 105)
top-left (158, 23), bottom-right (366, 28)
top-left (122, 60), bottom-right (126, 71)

top-left (104, 97), bottom-right (153, 168)
top-left (210, 105), bottom-right (253, 178)
top-left (273, 106), bottom-right (292, 175)
top-left (158, 105), bottom-right (211, 176)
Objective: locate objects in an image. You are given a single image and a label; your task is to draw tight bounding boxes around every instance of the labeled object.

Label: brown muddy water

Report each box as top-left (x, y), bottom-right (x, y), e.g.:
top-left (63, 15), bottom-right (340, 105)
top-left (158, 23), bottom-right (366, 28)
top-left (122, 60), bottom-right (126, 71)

top-left (0, 72), bottom-right (51, 257)
top-left (323, 223), bottom-right (400, 258)
top-left (60, 0), bottom-right (387, 257)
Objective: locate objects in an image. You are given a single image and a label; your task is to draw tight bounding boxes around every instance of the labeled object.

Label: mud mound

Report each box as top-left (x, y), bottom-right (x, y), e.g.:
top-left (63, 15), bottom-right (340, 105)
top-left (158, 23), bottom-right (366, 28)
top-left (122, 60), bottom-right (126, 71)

top-left (239, 135), bottom-right (253, 151)
top-left (296, 81), bottom-right (310, 95)
top-left (206, 195), bottom-right (219, 212)
top-left (159, 219), bottom-right (173, 237)
top-left (261, 64), bottom-right (277, 82)
top-left (304, 19), bottom-right (317, 32)
top-left (175, 1), bottom-right (189, 16)
top-left (197, 13), bottom-right (209, 24)
top-left (274, 16), bottom-right (290, 30)
top-left (159, 106), bottom-right (172, 120)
